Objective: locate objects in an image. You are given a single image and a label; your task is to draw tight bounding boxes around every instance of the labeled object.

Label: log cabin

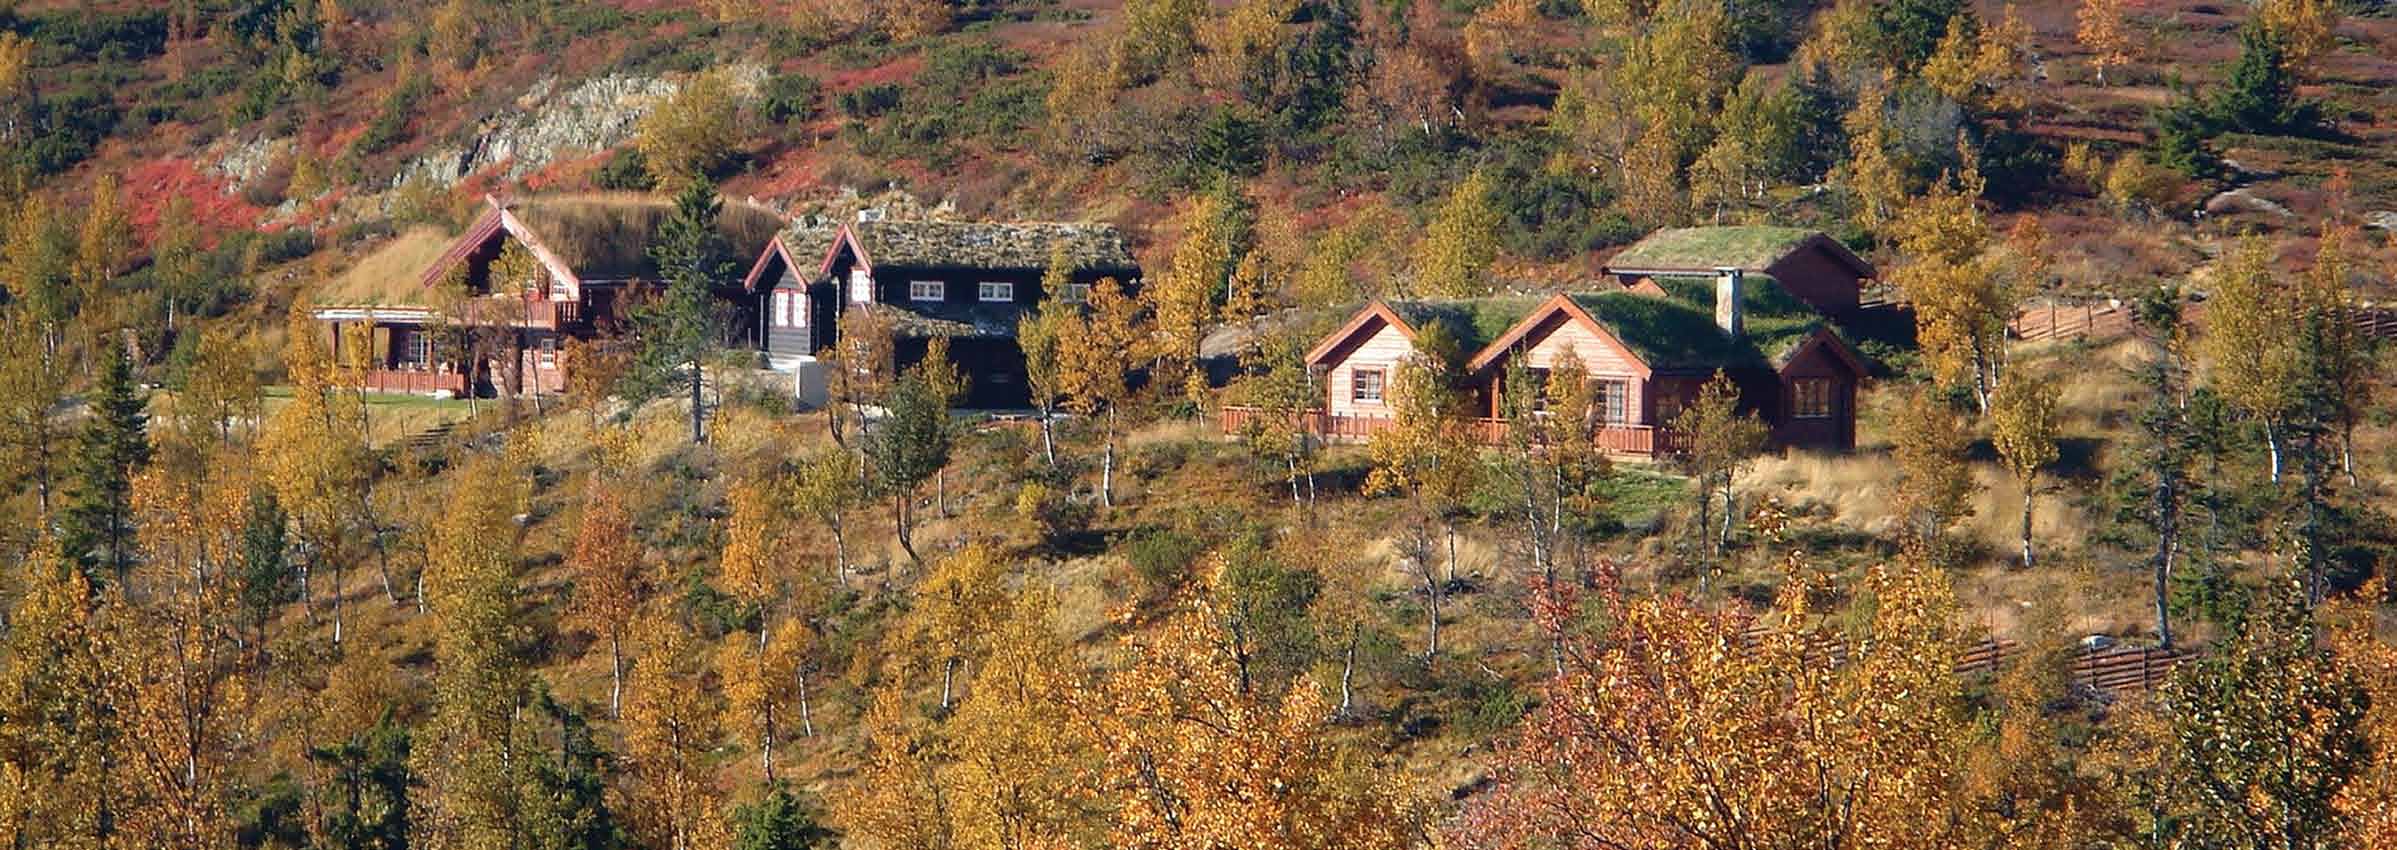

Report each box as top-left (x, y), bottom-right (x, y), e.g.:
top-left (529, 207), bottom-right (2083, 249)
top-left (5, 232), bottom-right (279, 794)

top-left (1602, 226), bottom-right (1875, 318)
top-left (311, 194), bottom-right (784, 397)
top-left (739, 216), bottom-right (1142, 408)
top-left (1239, 269), bottom-right (1868, 457)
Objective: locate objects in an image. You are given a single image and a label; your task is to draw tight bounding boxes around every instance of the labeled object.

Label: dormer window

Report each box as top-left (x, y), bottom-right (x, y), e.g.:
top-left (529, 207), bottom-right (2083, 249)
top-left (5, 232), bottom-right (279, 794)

top-left (910, 280), bottom-right (945, 302)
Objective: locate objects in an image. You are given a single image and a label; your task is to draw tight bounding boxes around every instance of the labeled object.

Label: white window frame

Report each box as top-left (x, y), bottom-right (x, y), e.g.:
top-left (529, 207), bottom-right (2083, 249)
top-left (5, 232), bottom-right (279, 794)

top-left (849, 269), bottom-right (873, 303)
top-left (978, 281), bottom-right (1015, 302)
top-left (1062, 281), bottom-right (1092, 303)
top-left (909, 280), bottom-right (945, 302)
top-left (1594, 378), bottom-right (1632, 425)
top-left (1351, 368), bottom-right (1386, 405)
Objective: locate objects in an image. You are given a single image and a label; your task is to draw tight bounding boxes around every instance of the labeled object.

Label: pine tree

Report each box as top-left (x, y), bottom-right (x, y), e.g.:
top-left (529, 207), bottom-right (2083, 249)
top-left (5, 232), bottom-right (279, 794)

top-left (308, 717), bottom-right (417, 850)
top-left (2209, 22), bottom-right (2318, 135)
top-left (58, 337), bottom-right (151, 590)
top-left (733, 786), bottom-right (833, 850)
top-left (629, 180), bottom-right (734, 445)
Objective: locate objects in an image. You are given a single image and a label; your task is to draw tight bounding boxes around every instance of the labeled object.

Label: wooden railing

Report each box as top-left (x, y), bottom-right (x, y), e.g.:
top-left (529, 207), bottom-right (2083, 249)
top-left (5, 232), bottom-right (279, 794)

top-left (359, 369), bottom-right (469, 396)
top-left (446, 297), bottom-right (584, 329)
top-left (1748, 626), bottom-right (2195, 695)
top-left (1219, 406), bottom-right (1674, 456)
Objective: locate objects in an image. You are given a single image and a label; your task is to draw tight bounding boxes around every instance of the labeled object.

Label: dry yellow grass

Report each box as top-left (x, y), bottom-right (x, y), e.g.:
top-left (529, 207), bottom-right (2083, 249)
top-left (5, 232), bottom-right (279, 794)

top-left (315, 226), bottom-right (455, 308)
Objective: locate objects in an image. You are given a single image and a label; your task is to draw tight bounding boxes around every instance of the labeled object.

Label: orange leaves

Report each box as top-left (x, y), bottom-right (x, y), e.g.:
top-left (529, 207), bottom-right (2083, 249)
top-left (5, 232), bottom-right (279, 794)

top-left (1461, 559), bottom-right (1983, 850)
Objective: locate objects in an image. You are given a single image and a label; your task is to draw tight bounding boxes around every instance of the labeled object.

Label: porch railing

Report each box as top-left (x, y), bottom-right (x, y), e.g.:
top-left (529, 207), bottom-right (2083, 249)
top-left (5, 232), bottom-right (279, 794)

top-left (1219, 406), bottom-right (1676, 457)
top-left (359, 369), bottom-right (470, 397)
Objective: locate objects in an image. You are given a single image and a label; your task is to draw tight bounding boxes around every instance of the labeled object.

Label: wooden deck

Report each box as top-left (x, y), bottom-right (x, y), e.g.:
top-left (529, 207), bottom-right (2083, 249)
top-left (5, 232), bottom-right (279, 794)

top-left (1218, 406), bottom-right (1681, 456)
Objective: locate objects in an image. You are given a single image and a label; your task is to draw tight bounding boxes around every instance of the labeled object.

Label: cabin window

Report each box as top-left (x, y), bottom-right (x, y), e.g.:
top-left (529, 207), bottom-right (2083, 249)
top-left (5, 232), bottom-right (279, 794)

top-left (536, 337), bottom-right (559, 368)
top-left (774, 290), bottom-right (804, 327)
top-left (1351, 368), bottom-right (1385, 405)
top-left (1062, 282), bottom-right (1092, 303)
top-left (399, 331), bottom-right (430, 368)
top-left (849, 270), bottom-right (873, 303)
top-left (1594, 378), bottom-right (1632, 424)
top-left (979, 281), bottom-right (1015, 302)
top-left (1792, 378), bottom-right (1835, 418)
top-left (910, 280), bottom-right (945, 302)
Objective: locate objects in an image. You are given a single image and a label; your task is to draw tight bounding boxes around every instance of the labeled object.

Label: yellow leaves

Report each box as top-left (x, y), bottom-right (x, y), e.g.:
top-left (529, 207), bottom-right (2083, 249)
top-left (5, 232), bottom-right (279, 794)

top-left (1467, 557), bottom-right (1983, 850)
top-left (2075, 0), bottom-right (2134, 84)
top-left (1837, 76), bottom-right (1907, 236)
top-left (717, 475), bottom-right (783, 608)
top-left (1921, 5), bottom-right (2033, 113)
top-left (1990, 371), bottom-right (2062, 482)
top-left (1410, 169), bottom-right (1502, 298)
top-left (2257, 0), bottom-right (2336, 74)
top-left (637, 68), bottom-right (746, 191)
top-left (1463, 0), bottom-right (1540, 79)
top-left (2199, 235), bottom-right (2301, 422)
top-left (0, 33), bottom-right (30, 100)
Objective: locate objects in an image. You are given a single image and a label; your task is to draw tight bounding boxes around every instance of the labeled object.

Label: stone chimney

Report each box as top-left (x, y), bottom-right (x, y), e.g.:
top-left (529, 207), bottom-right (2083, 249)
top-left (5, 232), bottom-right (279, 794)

top-left (1714, 266), bottom-right (1745, 337)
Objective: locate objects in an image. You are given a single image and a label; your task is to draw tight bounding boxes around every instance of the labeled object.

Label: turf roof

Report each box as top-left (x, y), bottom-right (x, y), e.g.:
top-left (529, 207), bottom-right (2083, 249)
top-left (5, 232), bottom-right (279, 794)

top-left (1387, 296), bottom-right (1547, 355)
top-left (1566, 274), bottom-right (1837, 372)
top-left (1606, 225), bottom-right (1820, 271)
top-left (847, 221), bottom-right (1138, 273)
top-left (315, 226), bottom-right (456, 308)
top-left (509, 194), bottom-right (787, 282)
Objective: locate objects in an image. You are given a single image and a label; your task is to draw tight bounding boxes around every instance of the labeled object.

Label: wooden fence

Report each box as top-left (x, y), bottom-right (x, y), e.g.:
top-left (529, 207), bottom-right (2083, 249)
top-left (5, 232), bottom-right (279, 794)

top-left (1218, 406), bottom-right (1674, 457)
top-left (2010, 299), bottom-right (2397, 345)
top-left (1739, 626), bottom-right (2193, 695)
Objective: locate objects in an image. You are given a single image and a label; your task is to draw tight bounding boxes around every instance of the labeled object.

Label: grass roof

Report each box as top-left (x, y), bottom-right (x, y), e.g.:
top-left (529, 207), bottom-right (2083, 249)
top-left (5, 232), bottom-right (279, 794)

top-left (315, 226), bottom-right (455, 308)
top-left (511, 194), bottom-right (787, 281)
top-left (1388, 296), bottom-right (1547, 355)
top-left (1569, 274), bottom-right (1833, 371)
top-left (1606, 226), bottom-right (1820, 271)
top-left (851, 221), bottom-right (1138, 273)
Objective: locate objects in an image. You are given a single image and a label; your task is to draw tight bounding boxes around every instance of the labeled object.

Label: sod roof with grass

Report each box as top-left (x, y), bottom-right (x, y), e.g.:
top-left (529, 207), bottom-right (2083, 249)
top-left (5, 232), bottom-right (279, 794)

top-left (1606, 226), bottom-right (1837, 272)
top-left (1387, 296), bottom-right (1549, 354)
top-left (1565, 275), bottom-right (1843, 372)
top-left (317, 226), bottom-right (457, 309)
top-left (845, 221), bottom-right (1139, 273)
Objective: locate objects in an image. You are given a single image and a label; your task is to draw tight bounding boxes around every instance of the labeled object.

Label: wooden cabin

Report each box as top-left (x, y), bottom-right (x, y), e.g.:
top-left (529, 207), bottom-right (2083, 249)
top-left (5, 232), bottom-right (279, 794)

top-left (312, 194), bottom-right (783, 398)
top-left (1603, 226), bottom-right (1874, 317)
top-left (1240, 270), bottom-right (1868, 457)
top-left (740, 217), bottom-right (1142, 408)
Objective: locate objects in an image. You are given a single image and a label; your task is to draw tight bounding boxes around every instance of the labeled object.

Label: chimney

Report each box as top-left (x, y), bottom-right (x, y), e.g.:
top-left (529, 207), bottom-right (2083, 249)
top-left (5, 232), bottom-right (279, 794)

top-left (1714, 266), bottom-right (1745, 337)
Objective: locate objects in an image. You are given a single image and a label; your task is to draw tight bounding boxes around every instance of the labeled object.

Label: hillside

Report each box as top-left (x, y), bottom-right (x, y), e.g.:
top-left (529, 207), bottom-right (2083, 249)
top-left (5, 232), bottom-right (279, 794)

top-left (0, 1), bottom-right (2395, 849)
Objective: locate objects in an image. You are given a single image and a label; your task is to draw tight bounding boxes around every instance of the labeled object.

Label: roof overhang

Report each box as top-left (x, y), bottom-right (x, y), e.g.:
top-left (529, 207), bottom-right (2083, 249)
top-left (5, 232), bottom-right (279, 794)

top-left (1775, 327), bottom-right (1871, 377)
top-left (1463, 294), bottom-right (1655, 377)
top-left (1304, 300), bottom-right (1417, 366)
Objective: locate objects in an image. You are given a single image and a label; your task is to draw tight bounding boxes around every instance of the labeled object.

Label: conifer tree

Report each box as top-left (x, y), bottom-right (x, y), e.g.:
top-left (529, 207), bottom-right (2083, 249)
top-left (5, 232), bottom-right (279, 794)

top-left (58, 337), bottom-right (150, 590)
top-left (629, 179), bottom-right (734, 445)
top-left (308, 718), bottom-right (417, 850)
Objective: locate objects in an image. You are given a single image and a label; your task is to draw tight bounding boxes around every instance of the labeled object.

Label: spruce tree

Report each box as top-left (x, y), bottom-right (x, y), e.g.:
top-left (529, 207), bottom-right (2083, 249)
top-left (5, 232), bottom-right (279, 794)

top-left (628, 179), bottom-right (733, 444)
top-left (733, 785), bottom-right (835, 850)
top-left (58, 337), bottom-right (150, 590)
top-left (2210, 22), bottom-right (2319, 135)
top-left (309, 717), bottom-right (417, 850)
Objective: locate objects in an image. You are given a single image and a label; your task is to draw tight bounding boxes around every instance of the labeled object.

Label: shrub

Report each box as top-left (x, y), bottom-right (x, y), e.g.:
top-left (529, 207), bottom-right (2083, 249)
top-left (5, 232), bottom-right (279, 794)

top-left (594, 148), bottom-right (658, 191)
top-left (1122, 527), bottom-right (1205, 596)
top-left (759, 73), bottom-right (822, 125)
top-left (838, 84), bottom-right (902, 119)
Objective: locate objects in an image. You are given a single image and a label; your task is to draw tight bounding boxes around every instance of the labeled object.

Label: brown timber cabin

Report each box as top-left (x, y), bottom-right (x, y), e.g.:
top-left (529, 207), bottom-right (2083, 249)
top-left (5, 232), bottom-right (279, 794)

top-left (1230, 267), bottom-right (1868, 458)
top-left (1602, 225), bottom-right (1876, 317)
top-left (311, 194), bottom-right (784, 398)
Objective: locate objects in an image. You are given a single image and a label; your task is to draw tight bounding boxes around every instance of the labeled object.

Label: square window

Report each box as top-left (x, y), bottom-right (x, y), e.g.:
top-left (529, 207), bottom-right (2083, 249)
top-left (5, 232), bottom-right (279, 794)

top-left (979, 281), bottom-right (1015, 302)
top-left (1062, 282), bottom-right (1092, 303)
top-left (1792, 378), bottom-right (1834, 418)
top-left (1594, 378), bottom-right (1632, 424)
top-left (1351, 368), bottom-right (1385, 405)
top-left (910, 280), bottom-right (944, 301)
